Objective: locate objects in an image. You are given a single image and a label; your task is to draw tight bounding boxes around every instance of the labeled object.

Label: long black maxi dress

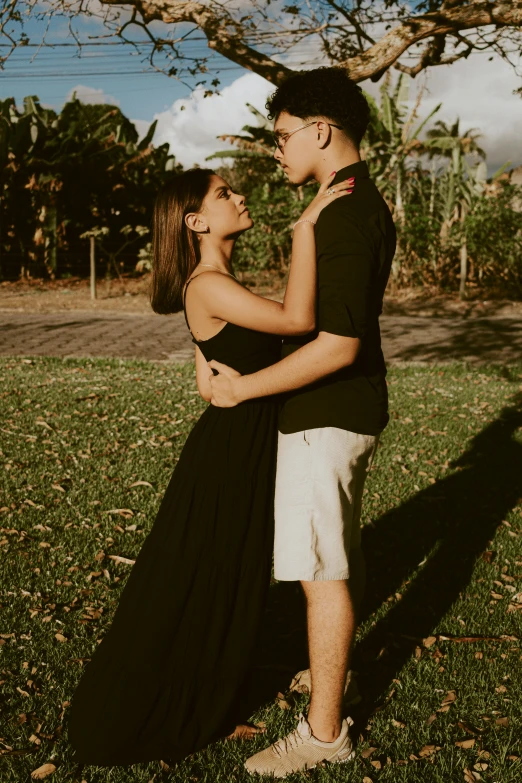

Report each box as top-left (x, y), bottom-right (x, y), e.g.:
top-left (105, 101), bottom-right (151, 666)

top-left (67, 313), bottom-right (281, 766)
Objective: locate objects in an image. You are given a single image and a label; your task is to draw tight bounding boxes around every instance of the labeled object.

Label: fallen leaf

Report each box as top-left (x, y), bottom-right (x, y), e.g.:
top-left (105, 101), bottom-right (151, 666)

top-left (129, 481), bottom-right (153, 488)
top-left (289, 669), bottom-right (311, 694)
top-left (361, 747), bottom-right (377, 759)
top-left (495, 685), bottom-right (507, 693)
top-left (370, 760), bottom-right (382, 770)
top-left (276, 694), bottom-right (291, 710)
top-left (495, 716), bottom-right (509, 727)
top-left (392, 719), bottom-right (406, 728)
top-left (418, 745), bottom-right (441, 758)
top-left (108, 555), bottom-right (136, 566)
top-left (490, 591), bottom-right (503, 600)
top-left (51, 484), bottom-right (66, 493)
top-left (362, 778), bottom-right (373, 783)
top-left (463, 769), bottom-right (475, 783)
top-left (426, 714), bottom-right (437, 726)
top-left (441, 690), bottom-right (457, 706)
top-left (456, 739), bottom-right (475, 749)
top-left (54, 633), bottom-right (67, 642)
top-left (31, 762), bottom-right (57, 780)
top-left (475, 651), bottom-right (483, 659)
top-left (423, 635), bottom-right (437, 648)
top-left (474, 763), bottom-right (488, 771)
top-left (105, 508), bottom-right (134, 519)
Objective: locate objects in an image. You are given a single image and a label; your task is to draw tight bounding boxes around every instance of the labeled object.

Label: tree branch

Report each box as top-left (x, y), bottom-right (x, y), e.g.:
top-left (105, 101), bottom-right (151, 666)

top-left (102, 0), bottom-right (295, 84)
top-left (338, 1), bottom-right (522, 81)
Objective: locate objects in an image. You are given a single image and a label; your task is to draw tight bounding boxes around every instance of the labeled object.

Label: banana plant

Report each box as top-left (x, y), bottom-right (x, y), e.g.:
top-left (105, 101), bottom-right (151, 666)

top-left (362, 73), bottom-right (441, 225)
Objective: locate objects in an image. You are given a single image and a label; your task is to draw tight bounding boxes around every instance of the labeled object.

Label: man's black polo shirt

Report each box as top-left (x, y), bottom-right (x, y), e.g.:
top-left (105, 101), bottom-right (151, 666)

top-left (278, 160), bottom-right (396, 436)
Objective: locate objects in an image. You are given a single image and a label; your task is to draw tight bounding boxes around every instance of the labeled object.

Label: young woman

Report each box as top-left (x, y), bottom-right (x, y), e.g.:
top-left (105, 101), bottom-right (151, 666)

top-left (67, 167), bottom-right (354, 767)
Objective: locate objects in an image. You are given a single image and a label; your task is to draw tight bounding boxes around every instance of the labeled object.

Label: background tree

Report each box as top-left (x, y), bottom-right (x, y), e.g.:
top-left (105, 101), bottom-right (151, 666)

top-left (0, 95), bottom-right (179, 280)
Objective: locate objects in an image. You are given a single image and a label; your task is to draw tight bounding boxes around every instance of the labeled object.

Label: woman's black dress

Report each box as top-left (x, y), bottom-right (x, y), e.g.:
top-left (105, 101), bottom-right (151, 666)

top-left (67, 318), bottom-right (281, 766)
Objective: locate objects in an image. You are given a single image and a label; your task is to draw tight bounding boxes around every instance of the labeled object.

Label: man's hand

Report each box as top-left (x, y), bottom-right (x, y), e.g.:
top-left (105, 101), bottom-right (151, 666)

top-left (208, 360), bottom-right (243, 407)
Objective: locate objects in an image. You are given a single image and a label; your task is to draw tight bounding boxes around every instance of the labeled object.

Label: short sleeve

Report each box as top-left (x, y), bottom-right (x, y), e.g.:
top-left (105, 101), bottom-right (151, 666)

top-left (315, 210), bottom-right (375, 340)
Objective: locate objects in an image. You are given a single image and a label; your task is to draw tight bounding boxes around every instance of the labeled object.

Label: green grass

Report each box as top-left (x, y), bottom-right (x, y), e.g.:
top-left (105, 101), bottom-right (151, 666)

top-left (1, 357), bottom-right (521, 783)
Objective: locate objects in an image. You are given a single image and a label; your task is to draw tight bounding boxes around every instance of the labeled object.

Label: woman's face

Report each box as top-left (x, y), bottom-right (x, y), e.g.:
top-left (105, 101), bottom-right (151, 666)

top-left (199, 174), bottom-right (253, 238)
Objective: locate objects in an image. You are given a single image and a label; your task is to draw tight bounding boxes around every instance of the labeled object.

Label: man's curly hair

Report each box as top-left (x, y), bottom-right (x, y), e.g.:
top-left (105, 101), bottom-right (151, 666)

top-left (266, 67), bottom-right (370, 147)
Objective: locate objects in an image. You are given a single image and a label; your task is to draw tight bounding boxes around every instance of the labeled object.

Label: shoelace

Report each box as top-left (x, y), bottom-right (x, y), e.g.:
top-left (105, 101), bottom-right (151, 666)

top-left (272, 727), bottom-right (305, 758)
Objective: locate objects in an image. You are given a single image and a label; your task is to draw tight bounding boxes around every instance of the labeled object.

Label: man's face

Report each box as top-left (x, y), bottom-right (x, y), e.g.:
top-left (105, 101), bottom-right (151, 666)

top-left (272, 111), bottom-right (319, 185)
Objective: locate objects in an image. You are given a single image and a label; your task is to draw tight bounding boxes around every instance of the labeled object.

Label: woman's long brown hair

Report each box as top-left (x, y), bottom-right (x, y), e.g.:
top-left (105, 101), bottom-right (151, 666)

top-left (151, 168), bottom-right (215, 314)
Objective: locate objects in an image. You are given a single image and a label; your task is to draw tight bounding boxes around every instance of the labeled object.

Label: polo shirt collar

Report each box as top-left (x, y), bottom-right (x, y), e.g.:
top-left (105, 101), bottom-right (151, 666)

top-left (332, 160), bottom-right (369, 186)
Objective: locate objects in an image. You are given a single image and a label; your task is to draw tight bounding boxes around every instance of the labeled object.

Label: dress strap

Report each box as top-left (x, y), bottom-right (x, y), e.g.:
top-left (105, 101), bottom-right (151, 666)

top-left (182, 275), bottom-right (198, 339)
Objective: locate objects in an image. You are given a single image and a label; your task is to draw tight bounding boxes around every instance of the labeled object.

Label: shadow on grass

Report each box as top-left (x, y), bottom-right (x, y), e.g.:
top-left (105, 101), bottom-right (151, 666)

top-left (355, 390), bottom-right (522, 720)
top-left (237, 392), bottom-right (522, 728)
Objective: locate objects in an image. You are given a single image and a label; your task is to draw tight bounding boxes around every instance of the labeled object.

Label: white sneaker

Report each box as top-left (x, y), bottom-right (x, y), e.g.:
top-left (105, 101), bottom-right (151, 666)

top-left (244, 713), bottom-right (355, 778)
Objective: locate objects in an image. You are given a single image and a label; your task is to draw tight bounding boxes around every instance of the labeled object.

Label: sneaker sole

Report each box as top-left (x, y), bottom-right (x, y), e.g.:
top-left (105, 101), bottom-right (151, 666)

top-left (244, 749), bottom-right (356, 777)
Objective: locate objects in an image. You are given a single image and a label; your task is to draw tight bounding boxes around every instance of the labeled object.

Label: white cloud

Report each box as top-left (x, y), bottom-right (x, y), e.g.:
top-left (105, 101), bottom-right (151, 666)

top-left (361, 52), bottom-right (522, 173)
top-left (145, 49), bottom-right (520, 172)
top-left (65, 85), bottom-right (120, 106)
top-left (152, 72), bottom-right (274, 168)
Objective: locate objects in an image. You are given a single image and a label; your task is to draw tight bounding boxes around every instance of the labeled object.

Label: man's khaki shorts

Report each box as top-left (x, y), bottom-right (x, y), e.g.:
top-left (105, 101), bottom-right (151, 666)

top-left (274, 427), bottom-right (379, 581)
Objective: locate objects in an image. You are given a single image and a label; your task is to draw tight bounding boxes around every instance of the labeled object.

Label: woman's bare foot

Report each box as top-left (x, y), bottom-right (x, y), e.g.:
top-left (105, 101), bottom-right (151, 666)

top-left (226, 723), bottom-right (266, 741)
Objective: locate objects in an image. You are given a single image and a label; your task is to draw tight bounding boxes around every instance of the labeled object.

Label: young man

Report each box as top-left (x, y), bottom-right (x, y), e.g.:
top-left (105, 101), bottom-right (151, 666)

top-left (209, 66), bottom-right (396, 777)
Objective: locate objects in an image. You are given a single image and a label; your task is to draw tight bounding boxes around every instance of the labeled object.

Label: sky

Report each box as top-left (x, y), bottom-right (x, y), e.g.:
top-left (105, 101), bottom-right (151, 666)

top-left (1, 9), bottom-right (521, 173)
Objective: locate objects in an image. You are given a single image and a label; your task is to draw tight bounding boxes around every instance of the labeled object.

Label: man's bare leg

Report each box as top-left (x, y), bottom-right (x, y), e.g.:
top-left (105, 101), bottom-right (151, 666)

top-left (301, 547), bottom-right (366, 743)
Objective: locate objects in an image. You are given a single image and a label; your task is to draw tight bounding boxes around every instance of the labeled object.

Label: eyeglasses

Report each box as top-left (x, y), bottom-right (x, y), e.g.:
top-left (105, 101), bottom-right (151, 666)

top-left (272, 120), bottom-right (344, 152)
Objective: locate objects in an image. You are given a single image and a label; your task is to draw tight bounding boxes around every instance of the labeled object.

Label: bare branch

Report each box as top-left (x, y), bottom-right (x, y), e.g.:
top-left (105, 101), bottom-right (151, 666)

top-left (339, 1), bottom-right (522, 81)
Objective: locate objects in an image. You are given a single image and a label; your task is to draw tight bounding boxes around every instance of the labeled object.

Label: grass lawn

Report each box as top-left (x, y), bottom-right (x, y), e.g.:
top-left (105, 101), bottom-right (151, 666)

top-left (1, 357), bottom-right (521, 783)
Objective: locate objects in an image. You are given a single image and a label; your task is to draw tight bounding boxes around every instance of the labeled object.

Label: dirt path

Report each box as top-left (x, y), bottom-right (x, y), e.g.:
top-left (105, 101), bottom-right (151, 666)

top-left (1, 310), bottom-right (521, 365)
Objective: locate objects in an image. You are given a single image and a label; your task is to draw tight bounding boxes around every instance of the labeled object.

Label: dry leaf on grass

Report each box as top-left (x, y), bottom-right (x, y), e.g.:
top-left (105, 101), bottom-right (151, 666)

top-left (423, 635), bottom-right (437, 648)
top-left (418, 745), bottom-right (441, 758)
top-left (495, 716), bottom-right (509, 727)
top-left (289, 669), bottom-right (311, 694)
top-left (276, 692), bottom-right (291, 710)
top-left (361, 747), bottom-right (377, 758)
top-left (391, 719), bottom-right (406, 728)
top-left (129, 481), bottom-right (153, 488)
top-left (105, 509), bottom-right (134, 519)
top-left (463, 769), bottom-right (478, 783)
top-left (31, 763), bottom-right (56, 780)
top-left (363, 778), bottom-right (373, 783)
top-left (54, 633), bottom-right (67, 642)
top-left (435, 691), bottom-right (454, 712)
top-left (370, 760), bottom-right (382, 770)
top-left (108, 555), bottom-right (136, 566)
top-left (426, 713), bottom-right (437, 726)
top-left (456, 739), bottom-right (475, 749)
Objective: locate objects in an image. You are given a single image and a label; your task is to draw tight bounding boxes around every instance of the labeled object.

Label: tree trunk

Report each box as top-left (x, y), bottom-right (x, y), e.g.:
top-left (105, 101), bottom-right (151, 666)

top-left (459, 235), bottom-right (468, 300)
top-left (90, 235), bottom-right (97, 300)
top-left (43, 202), bottom-right (58, 279)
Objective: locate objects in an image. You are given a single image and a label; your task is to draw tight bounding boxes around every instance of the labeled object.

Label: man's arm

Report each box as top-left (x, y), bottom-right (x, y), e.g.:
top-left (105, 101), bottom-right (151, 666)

top-left (209, 206), bottom-right (374, 407)
top-left (208, 331), bottom-right (360, 406)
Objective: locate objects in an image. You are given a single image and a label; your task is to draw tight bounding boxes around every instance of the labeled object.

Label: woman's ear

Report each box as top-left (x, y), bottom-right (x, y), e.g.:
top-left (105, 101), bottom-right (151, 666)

top-left (185, 212), bottom-right (209, 233)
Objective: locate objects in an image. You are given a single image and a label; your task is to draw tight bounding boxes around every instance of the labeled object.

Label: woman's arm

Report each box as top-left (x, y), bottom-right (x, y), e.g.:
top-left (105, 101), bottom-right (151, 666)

top-left (190, 174), bottom-right (354, 337)
top-left (195, 346), bottom-right (212, 401)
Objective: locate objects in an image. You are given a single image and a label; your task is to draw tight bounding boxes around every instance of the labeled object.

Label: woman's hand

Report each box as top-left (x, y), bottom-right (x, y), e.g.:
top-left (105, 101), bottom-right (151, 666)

top-left (297, 171), bottom-right (355, 225)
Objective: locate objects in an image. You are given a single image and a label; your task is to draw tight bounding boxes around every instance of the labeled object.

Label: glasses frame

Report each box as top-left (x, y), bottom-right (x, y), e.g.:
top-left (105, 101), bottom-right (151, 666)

top-left (272, 120), bottom-right (344, 152)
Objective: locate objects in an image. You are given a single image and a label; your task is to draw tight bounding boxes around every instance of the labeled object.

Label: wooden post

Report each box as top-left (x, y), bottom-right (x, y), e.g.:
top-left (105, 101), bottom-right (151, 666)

top-left (90, 235), bottom-right (96, 300)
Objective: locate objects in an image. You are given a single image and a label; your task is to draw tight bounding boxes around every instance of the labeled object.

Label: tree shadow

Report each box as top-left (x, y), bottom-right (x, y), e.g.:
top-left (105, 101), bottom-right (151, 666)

top-left (354, 390), bottom-right (522, 720)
